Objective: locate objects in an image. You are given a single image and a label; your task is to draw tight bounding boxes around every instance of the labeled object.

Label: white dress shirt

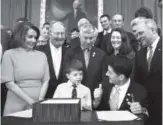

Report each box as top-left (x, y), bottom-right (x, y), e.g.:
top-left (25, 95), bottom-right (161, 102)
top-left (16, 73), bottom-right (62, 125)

top-left (146, 36), bottom-right (160, 60)
top-left (53, 80), bottom-right (92, 110)
top-left (50, 42), bottom-right (62, 79)
top-left (103, 28), bottom-right (112, 35)
top-left (110, 78), bottom-right (130, 109)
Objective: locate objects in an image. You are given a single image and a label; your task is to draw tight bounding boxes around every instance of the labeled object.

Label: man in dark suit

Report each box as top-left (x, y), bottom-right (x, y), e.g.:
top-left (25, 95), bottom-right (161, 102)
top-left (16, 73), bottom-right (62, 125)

top-left (131, 18), bottom-right (162, 125)
top-left (112, 14), bottom-right (138, 52)
top-left (37, 21), bottom-right (69, 99)
top-left (93, 56), bottom-right (148, 116)
top-left (63, 24), bottom-right (106, 97)
top-left (95, 14), bottom-right (112, 53)
top-left (61, 0), bottom-right (87, 35)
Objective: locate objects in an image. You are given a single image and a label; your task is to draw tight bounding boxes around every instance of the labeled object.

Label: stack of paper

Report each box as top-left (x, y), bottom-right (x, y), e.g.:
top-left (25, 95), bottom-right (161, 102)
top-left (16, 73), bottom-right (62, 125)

top-left (96, 111), bottom-right (138, 121)
top-left (33, 98), bottom-right (81, 122)
top-left (7, 109), bottom-right (32, 118)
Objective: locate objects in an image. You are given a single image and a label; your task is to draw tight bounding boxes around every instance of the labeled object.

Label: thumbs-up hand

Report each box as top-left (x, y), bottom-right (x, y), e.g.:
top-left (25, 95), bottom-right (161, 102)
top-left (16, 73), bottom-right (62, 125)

top-left (93, 84), bottom-right (103, 99)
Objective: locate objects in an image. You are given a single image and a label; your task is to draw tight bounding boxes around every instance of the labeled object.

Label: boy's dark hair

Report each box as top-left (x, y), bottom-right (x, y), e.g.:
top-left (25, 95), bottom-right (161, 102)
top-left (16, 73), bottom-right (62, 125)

top-left (65, 59), bottom-right (83, 74)
top-left (70, 28), bottom-right (79, 33)
top-left (108, 56), bottom-right (132, 78)
top-left (100, 14), bottom-right (111, 20)
top-left (134, 7), bottom-right (153, 19)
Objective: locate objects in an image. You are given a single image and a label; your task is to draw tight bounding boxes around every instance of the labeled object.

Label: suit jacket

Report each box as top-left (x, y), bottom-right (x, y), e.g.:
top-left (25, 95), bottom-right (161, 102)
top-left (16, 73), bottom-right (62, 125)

top-left (63, 46), bottom-right (106, 96)
top-left (37, 42), bottom-right (69, 98)
top-left (97, 77), bottom-right (148, 112)
top-left (95, 31), bottom-right (112, 53)
top-left (61, 10), bottom-right (86, 33)
top-left (133, 37), bottom-right (162, 125)
top-left (126, 31), bottom-right (138, 53)
top-left (69, 37), bottom-right (81, 48)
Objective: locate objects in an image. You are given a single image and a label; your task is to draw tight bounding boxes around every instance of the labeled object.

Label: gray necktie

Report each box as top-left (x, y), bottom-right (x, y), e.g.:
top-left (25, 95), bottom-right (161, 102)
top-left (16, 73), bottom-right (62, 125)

top-left (109, 86), bottom-right (120, 111)
top-left (74, 10), bottom-right (77, 19)
top-left (83, 49), bottom-right (90, 69)
top-left (147, 46), bottom-right (153, 71)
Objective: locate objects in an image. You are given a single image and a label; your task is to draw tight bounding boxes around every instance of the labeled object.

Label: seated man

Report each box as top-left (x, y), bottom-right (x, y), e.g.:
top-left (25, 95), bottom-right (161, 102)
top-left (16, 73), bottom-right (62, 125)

top-left (93, 56), bottom-right (148, 116)
top-left (53, 59), bottom-right (92, 110)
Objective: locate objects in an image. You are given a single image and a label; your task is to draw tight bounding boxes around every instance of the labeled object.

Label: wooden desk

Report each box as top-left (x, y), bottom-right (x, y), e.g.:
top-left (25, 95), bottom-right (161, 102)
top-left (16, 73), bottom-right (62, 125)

top-left (1, 111), bottom-right (144, 125)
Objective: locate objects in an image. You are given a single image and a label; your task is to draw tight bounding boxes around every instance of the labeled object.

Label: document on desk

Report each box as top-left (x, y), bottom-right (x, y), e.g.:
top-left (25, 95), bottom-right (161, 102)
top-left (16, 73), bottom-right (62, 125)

top-left (41, 99), bottom-right (80, 104)
top-left (96, 111), bottom-right (138, 121)
top-left (7, 109), bottom-right (32, 118)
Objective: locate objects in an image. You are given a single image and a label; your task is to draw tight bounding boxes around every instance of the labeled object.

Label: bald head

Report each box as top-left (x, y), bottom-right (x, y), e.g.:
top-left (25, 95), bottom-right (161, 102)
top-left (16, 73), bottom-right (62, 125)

top-left (50, 21), bottom-right (65, 32)
top-left (112, 14), bottom-right (124, 29)
top-left (50, 21), bottom-right (66, 48)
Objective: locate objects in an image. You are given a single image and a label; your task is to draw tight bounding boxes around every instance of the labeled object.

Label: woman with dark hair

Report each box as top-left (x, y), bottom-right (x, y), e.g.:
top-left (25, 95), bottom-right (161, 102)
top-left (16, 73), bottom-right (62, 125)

top-left (106, 28), bottom-right (135, 60)
top-left (103, 28), bottom-right (135, 77)
top-left (1, 22), bottom-right (50, 116)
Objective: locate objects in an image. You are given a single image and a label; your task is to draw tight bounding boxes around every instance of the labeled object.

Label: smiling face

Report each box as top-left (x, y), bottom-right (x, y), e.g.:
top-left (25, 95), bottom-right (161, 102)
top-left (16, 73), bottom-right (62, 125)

top-left (100, 16), bottom-right (111, 30)
top-left (112, 14), bottom-right (124, 29)
top-left (132, 23), bottom-right (152, 48)
top-left (23, 28), bottom-right (38, 50)
top-left (50, 22), bottom-right (66, 48)
top-left (66, 70), bottom-right (83, 85)
top-left (111, 31), bottom-right (122, 50)
top-left (41, 28), bottom-right (49, 41)
top-left (106, 65), bottom-right (121, 85)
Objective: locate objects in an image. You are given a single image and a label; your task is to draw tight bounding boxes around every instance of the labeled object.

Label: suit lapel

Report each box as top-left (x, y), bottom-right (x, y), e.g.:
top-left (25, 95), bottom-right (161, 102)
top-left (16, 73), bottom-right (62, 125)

top-left (58, 46), bottom-right (65, 81)
top-left (46, 43), bottom-right (58, 80)
top-left (141, 48), bottom-right (149, 74)
top-left (77, 47), bottom-right (87, 70)
top-left (44, 43), bottom-right (56, 79)
top-left (105, 83), bottom-right (114, 110)
top-left (87, 47), bottom-right (96, 71)
top-left (119, 81), bottom-right (133, 110)
top-left (149, 39), bottom-right (162, 72)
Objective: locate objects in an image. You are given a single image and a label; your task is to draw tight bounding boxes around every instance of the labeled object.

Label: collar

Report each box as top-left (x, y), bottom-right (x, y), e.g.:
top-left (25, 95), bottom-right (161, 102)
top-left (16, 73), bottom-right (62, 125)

top-left (149, 36), bottom-right (160, 50)
top-left (50, 42), bottom-right (62, 50)
top-left (104, 28), bottom-right (112, 34)
top-left (81, 46), bottom-right (92, 51)
top-left (67, 80), bottom-right (80, 87)
top-left (115, 78), bottom-right (130, 91)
